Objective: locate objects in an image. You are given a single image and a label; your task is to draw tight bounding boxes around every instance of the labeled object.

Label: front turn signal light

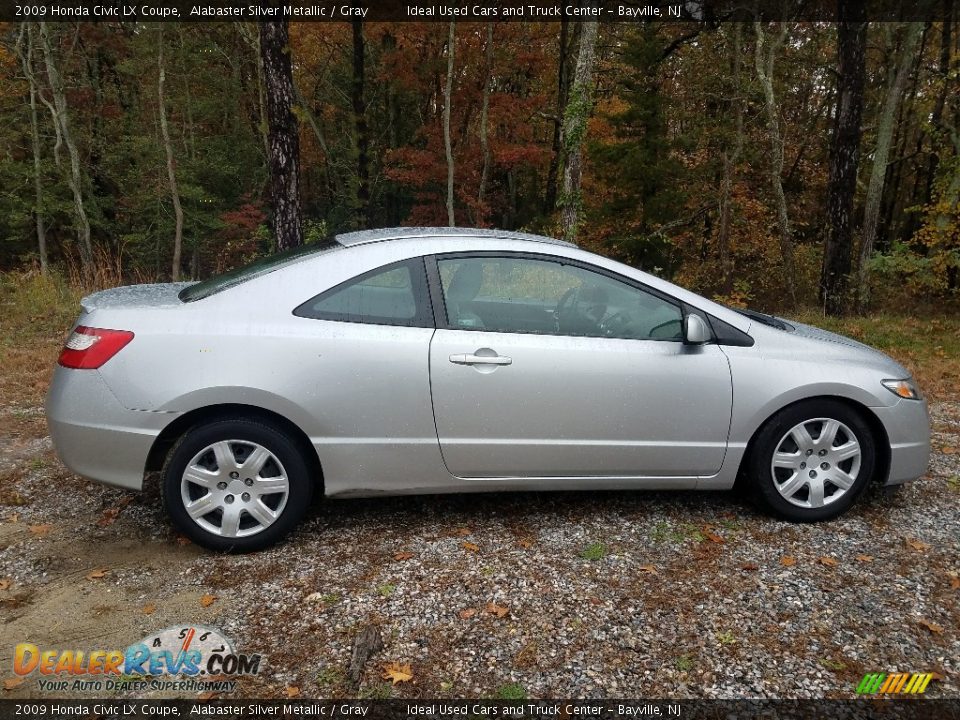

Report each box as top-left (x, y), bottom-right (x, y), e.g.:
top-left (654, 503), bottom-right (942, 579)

top-left (881, 379), bottom-right (922, 401)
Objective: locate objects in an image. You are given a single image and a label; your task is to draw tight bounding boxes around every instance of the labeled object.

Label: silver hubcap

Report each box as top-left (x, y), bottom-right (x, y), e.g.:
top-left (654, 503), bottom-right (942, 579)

top-left (771, 418), bottom-right (861, 509)
top-left (180, 440), bottom-right (289, 538)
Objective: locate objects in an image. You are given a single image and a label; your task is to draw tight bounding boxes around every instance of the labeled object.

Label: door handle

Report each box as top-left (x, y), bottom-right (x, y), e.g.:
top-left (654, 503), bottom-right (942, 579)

top-left (449, 353), bottom-right (512, 366)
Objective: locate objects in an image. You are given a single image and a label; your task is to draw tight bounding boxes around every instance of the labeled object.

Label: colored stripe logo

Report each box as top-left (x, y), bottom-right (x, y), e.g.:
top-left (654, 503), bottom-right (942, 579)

top-left (857, 672), bottom-right (933, 694)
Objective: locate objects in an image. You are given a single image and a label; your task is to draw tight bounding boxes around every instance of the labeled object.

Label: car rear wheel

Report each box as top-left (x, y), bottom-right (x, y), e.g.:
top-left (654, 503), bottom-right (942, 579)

top-left (162, 419), bottom-right (313, 552)
top-left (748, 399), bottom-right (877, 522)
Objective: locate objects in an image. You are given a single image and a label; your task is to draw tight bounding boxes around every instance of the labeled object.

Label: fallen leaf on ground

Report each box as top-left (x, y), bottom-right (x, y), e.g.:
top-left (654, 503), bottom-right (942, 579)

top-left (459, 608), bottom-right (477, 619)
top-left (818, 557), bottom-right (839, 567)
top-left (175, 534), bottom-right (192, 546)
top-left (942, 446), bottom-right (957, 454)
top-left (462, 541), bottom-right (479, 552)
top-left (905, 538), bottom-right (931, 552)
top-left (285, 686), bottom-right (300, 697)
top-left (930, 672), bottom-right (946, 682)
top-left (382, 662), bottom-right (413, 685)
top-left (96, 496), bottom-right (133, 527)
top-left (143, 603), bottom-right (156, 615)
top-left (855, 555), bottom-right (874, 563)
top-left (702, 527), bottom-right (724, 544)
top-left (0, 579), bottom-right (11, 591)
top-left (948, 572), bottom-right (960, 590)
top-left (780, 556), bottom-right (797, 567)
top-left (3, 678), bottom-right (24, 691)
top-left (517, 538), bottom-right (533, 548)
top-left (740, 563), bottom-right (759, 572)
top-left (919, 619), bottom-right (944, 634)
top-left (453, 527), bottom-right (472, 537)
top-left (28, 524), bottom-right (52, 537)
top-left (485, 602), bottom-right (509, 618)
top-left (200, 594), bottom-right (217, 608)
top-left (6, 514), bottom-right (19, 524)
top-left (85, 568), bottom-right (109, 580)
top-left (393, 552), bottom-right (414, 561)
top-left (588, 596), bottom-right (602, 606)
top-left (638, 564), bottom-right (658, 575)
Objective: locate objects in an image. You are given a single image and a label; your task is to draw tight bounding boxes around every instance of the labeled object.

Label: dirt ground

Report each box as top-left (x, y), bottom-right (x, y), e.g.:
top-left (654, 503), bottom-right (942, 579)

top-left (0, 307), bottom-right (957, 699)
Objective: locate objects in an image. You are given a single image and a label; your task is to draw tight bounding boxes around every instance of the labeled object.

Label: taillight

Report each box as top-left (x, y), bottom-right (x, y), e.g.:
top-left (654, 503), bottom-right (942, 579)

top-left (58, 326), bottom-right (134, 369)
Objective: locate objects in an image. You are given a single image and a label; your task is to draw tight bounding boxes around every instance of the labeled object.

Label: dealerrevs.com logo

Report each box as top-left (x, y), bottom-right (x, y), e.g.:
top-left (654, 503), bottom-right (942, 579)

top-left (856, 672), bottom-right (934, 695)
top-left (13, 625), bottom-right (261, 693)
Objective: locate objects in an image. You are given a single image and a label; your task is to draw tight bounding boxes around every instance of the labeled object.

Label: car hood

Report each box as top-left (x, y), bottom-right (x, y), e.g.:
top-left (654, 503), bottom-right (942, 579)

top-left (80, 283), bottom-right (195, 313)
top-left (779, 318), bottom-right (912, 377)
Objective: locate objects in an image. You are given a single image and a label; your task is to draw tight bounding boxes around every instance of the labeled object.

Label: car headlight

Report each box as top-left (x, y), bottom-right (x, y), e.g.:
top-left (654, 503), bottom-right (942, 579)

top-left (882, 378), bottom-right (923, 400)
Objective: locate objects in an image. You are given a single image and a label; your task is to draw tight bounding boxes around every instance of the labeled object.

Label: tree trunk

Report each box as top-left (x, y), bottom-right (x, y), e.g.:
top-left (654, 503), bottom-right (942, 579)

top-left (352, 20), bottom-right (370, 229)
top-left (717, 22), bottom-right (745, 295)
top-left (754, 21), bottom-right (796, 307)
top-left (924, 3), bottom-right (953, 202)
top-left (560, 18), bottom-right (599, 244)
top-left (477, 23), bottom-right (494, 213)
top-left (158, 27), bottom-right (184, 281)
top-left (855, 22), bottom-right (923, 313)
top-left (259, 20), bottom-right (303, 251)
top-left (38, 22), bottom-right (93, 271)
top-left (17, 23), bottom-right (48, 274)
top-left (545, 18), bottom-right (573, 213)
top-left (819, 2), bottom-right (867, 316)
top-left (443, 21), bottom-right (456, 226)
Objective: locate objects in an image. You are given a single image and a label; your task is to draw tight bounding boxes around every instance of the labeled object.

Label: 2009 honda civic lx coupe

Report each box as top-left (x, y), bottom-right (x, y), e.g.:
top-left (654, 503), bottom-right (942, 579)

top-left (46, 227), bottom-right (931, 551)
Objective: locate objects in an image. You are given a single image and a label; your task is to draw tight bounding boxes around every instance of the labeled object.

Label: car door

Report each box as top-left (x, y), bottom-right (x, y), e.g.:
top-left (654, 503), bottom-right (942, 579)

top-left (427, 253), bottom-right (733, 479)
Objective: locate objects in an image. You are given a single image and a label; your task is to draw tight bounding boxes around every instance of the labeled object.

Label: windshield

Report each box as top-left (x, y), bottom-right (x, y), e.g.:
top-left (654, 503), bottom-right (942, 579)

top-left (178, 238), bottom-right (341, 302)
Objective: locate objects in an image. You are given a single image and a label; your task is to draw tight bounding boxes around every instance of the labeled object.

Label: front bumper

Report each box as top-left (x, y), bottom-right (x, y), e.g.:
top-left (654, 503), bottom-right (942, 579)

top-left (45, 366), bottom-right (178, 490)
top-left (871, 397), bottom-right (931, 485)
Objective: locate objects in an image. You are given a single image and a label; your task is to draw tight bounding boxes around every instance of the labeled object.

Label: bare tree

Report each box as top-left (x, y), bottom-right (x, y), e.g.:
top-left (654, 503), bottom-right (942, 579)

top-left (560, 17), bottom-right (599, 244)
top-left (754, 20), bottom-right (796, 306)
top-left (259, 20), bottom-right (303, 251)
top-left (158, 26), bottom-right (184, 281)
top-left (717, 22), bottom-right (745, 295)
top-left (443, 21), bottom-right (456, 226)
top-left (478, 23), bottom-right (494, 211)
top-left (855, 21), bottom-right (924, 313)
top-left (16, 24), bottom-right (48, 274)
top-left (820, 3), bottom-right (867, 316)
top-left (38, 22), bottom-right (93, 271)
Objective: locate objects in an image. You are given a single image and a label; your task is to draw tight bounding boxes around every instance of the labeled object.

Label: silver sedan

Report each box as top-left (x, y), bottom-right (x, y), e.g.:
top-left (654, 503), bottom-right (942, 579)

top-left (46, 228), bottom-right (930, 551)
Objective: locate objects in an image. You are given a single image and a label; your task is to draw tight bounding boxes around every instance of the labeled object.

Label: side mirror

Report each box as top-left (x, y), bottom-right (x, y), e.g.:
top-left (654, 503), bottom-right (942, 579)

top-left (683, 314), bottom-right (711, 345)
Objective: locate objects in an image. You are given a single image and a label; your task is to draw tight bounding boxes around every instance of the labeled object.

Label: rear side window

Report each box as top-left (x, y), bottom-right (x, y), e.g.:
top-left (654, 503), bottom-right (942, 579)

top-left (294, 258), bottom-right (433, 328)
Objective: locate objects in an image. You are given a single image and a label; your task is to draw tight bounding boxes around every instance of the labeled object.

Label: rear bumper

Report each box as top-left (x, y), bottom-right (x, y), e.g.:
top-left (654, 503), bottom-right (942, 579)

top-left (872, 398), bottom-right (931, 486)
top-left (45, 366), bottom-right (177, 490)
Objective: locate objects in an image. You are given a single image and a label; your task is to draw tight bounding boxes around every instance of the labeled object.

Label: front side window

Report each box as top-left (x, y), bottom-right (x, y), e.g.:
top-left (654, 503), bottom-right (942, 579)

top-left (437, 255), bottom-right (683, 341)
top-left (294, 259), bottom-right (432, 327)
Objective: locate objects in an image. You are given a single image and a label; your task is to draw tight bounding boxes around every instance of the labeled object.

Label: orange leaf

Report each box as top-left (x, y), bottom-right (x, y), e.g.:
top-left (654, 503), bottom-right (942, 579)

top-left (382, 662), bottom-right (413, 685)
top-left (0, 578), bottom-right (11, 591)
top-left (85, 568), bottom-right (109, 580)
top-left (905, 538), bottom-right (931, 552)
top-left (462, 541), bottom-right (480, 552)
top-left (780, 556), bottom-right (796, 567)
top-left (942, 446), bottom-right (956, 455)
top-left (459, 608), bottom-right (477, 619)
top-left (200, 594), bottom-right (217, 608)
top-left (702, 526), bottom-right (724, 544)
top-left (453, 527), bottom-right (472, 537)
top-left (485, 602), bottom-right (509, 618)
top-left (28, 524), bottom-right (52, 537)
top-left (919, 619), bottom-right (944, 634)
top-left (143, 603), bottom-right (156, 615)
top-left (96, 496), bottom-right (133, 527)
top-left (517, 538), bottom-right (533, 548)
top-left (3, 677), bottom-right (24, 691)
top-left (638, 564), bottom-right (658, 575)
top-left (818, 556), bottom-right (839, 567)
top-left (393, 552), bottom-right (414, 561)
top-left (855, 555), bottom-right (873, 563)
top-left (285, 686), bottom-right (300, 697)
top-left (948, 573), bottom-right (960, 590)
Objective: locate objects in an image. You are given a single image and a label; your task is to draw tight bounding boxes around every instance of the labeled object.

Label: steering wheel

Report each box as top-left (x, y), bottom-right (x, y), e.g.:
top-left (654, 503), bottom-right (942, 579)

top-left (599, 310), bottom-right (634, 338)
top-left (649, 318), bottom-right (683, 340)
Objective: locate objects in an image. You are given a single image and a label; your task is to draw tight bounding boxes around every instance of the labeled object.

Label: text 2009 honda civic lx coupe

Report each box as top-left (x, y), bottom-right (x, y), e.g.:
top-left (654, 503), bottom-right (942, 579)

top-left (46, 228), bottom-right (930, 551)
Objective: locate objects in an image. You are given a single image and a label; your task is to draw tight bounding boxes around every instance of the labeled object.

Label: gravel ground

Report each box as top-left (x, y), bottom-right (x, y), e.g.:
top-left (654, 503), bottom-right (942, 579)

top-left (0, 401), bottom-right (956, 700)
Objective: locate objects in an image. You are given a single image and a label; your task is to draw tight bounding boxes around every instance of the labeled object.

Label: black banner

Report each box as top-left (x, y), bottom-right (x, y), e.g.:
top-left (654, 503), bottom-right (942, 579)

top-left (0, 0), bottom-right (957, 23)
top-left (1, 700), bottom-right (960, 720)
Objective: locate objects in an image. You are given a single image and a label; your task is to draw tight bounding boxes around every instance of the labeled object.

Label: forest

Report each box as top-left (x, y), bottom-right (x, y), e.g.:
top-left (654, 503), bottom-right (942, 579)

top-left (0, 12), bottom-right (958, 316)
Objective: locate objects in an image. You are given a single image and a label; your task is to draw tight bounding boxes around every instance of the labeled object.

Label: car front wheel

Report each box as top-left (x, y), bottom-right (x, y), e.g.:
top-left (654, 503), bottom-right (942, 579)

top-left (749, 399), bottom-right (877, 522)
top-left (162, 418), bottom-right (313, 551)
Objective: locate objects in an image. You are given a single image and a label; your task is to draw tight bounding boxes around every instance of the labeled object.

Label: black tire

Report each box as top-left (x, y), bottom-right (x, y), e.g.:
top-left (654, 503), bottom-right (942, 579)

top-left (748, 399), bottom-right (877, 522)
top-left (161, 418), bottom-right (313, 552)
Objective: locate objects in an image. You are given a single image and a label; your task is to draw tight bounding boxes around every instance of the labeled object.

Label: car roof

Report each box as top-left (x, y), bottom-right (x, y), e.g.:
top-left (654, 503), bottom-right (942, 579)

top-left (335, 226), bottom-right (577, 249)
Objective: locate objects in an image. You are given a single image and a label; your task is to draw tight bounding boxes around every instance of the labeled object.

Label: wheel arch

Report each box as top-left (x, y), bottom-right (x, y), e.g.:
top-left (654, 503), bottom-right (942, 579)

top-left (737, 395), bottom-right (891, 487)
top-left (144, 403), bottom-right (324, 494)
